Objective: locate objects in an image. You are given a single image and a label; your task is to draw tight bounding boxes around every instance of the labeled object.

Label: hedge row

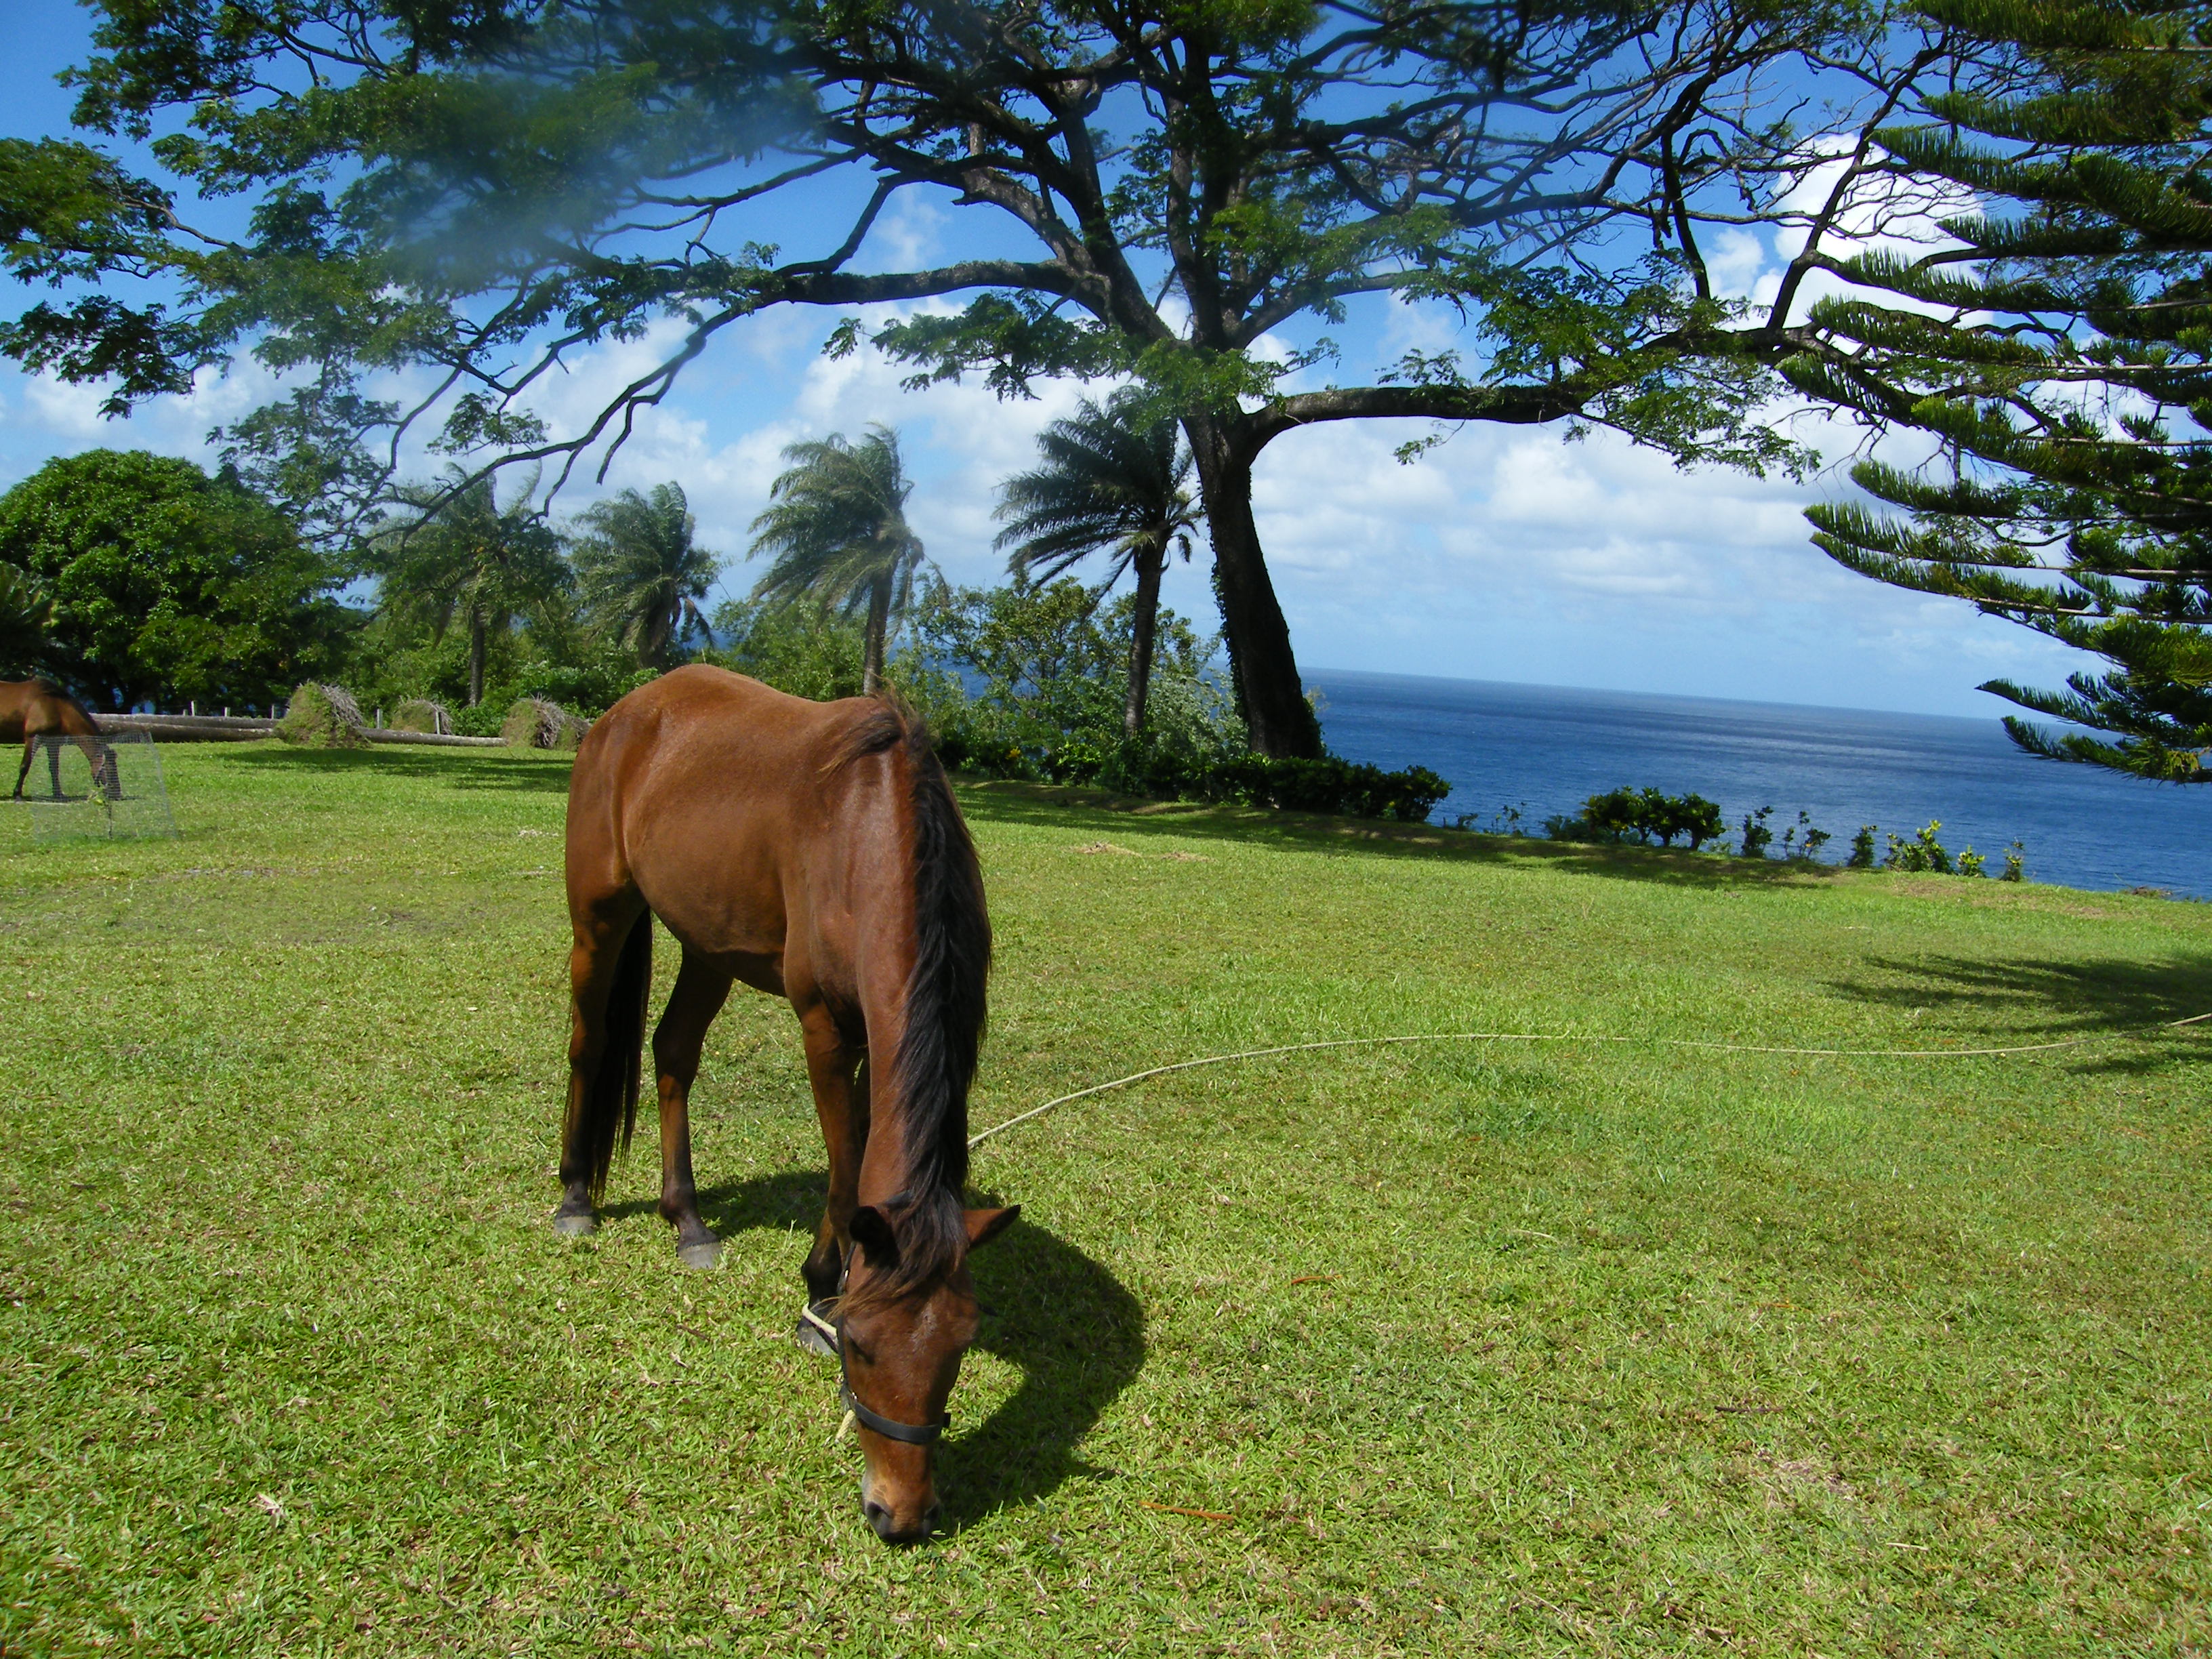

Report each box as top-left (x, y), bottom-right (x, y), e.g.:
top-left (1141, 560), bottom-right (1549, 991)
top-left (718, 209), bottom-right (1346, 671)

top-left (935, 731), bottom-right (1452, 824)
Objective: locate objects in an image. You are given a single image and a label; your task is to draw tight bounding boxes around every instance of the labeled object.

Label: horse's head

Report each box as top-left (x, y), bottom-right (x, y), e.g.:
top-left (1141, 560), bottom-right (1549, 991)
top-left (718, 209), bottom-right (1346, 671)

top-left (838, 1202), bottom-right (1019, 1542)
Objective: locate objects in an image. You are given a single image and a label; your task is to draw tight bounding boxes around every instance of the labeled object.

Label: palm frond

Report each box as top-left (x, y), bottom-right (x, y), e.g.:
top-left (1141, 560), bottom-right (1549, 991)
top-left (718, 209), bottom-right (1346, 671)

top-left (994, 394), bottom-right (1201, 588)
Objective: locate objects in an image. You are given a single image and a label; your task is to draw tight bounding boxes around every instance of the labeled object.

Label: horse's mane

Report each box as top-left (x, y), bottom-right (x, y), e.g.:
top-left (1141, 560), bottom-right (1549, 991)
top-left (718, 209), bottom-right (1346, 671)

top-left (827, 699), bottom-right (990, 1313)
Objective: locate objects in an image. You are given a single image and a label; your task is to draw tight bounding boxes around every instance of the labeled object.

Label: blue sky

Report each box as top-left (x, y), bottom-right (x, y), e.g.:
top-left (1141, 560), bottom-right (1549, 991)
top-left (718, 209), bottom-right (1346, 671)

top-left (0, 0), bottom-right (2102, 719)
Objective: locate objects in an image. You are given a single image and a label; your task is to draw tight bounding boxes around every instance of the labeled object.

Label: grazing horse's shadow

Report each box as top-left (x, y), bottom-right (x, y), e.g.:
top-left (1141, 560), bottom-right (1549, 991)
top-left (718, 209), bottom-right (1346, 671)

top-left (657, 1170), bottom-right (1146, 1527)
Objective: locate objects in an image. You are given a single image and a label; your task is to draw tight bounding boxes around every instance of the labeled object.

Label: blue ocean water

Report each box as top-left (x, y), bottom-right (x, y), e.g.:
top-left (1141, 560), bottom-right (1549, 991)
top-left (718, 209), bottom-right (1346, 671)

top-left (1309, 668), bottom-right (2209, 900)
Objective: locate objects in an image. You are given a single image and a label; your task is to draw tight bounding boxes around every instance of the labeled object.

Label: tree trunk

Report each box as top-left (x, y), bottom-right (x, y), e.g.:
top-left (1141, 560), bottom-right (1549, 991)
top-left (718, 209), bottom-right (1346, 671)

top-left (862, 573), bottom-right (890, 697)
top-left (468, 611), bottom-right (487, 708)
top-left (1125, 542), bottom-right (1165, 739)
top-left (1183, 413), bottom-right (1324, 758)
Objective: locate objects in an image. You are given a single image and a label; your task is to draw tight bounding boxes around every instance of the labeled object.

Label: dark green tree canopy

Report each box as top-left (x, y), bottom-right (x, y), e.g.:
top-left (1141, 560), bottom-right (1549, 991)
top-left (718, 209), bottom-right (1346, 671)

top-left (0, 448), bottom-right (352, 709)
top-left (0, 562), bottom-right (56, 678)
top-left (3, 0), bottom-right (1929, 752)
top-left (1784, 0), bottom-right (2212, 781)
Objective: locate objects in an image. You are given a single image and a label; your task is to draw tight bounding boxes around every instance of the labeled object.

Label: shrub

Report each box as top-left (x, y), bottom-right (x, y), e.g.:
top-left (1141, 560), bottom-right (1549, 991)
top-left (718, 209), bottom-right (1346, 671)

top-left (276, 682), bottom-right (367, 749)
top-left (1543, 787), bottom-right (1725, 848)
top-left (1737, 806), bottom-right (1775, 858)
top-left (1959, 846), bottom-right (1987, 877)
top-left (708, 600), bottom-right (869, 702)
top-left (1885, 820), bottom-right (1952, 873)
top-left (501, 697), bottom-right (588, 750)
top-left (390, 698), bottom-right (451, 735)
top-left (1780, 810), bottom-right (1832, 861)
top-left (2001, 841), bottom-right (2027, 882)
top-left (1847, 825), bottom-right (1879, 867)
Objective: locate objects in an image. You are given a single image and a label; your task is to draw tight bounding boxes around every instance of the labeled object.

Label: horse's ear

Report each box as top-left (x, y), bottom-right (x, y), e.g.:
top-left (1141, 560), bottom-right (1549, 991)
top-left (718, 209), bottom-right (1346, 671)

top-left (850, 1205), bottom-right (899, 1265)
top-left (964, 1206), bottom-right (1020, 1250)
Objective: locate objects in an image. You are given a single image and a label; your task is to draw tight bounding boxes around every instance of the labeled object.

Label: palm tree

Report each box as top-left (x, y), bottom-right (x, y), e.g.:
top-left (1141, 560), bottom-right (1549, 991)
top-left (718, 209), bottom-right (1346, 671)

top-left (994, 395), bottom-right (1202, 736)
top-left (371, 470), bottom-right (570, 705)
top-left (575, 483), bottom-right (718, 668)
top-left (0, 564), bottom-right (53, 677)
top-left (748, 426), bottom-right (925, 695)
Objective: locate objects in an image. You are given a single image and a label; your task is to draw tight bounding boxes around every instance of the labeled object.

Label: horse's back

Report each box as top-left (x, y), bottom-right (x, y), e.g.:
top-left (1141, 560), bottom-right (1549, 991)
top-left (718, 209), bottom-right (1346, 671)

top-left (576, 665), bottom-right (866, 812)
top-left (567, 667), bottom-right (892, 956)
top-left (0, 678), bottom-right (89, 742)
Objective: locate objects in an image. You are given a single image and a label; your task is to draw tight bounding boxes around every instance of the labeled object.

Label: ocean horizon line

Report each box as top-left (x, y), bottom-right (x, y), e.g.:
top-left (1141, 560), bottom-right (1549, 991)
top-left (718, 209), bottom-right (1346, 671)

top-left (1305, 663), bottom-right (2016, 732)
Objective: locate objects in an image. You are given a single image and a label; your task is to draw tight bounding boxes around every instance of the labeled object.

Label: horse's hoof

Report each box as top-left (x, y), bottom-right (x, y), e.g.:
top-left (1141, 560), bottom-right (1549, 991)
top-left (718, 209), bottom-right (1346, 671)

top-left (677, 1240), bottom-right (722, 1271)
top-left (552, 1210), bottom-right (597, 1238)
top-left (795, 1303), bottom-right (839, 1358)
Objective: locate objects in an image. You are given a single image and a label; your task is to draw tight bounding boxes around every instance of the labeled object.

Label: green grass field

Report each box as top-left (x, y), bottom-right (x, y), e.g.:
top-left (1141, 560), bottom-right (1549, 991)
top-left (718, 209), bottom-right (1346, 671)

top-left (1, 743), bottom-right (2207, 1656)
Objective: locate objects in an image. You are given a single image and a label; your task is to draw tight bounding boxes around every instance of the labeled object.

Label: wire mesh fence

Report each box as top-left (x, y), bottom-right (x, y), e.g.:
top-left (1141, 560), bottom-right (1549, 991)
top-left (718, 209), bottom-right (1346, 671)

top-left (19, 731), bottom-right (177, 842)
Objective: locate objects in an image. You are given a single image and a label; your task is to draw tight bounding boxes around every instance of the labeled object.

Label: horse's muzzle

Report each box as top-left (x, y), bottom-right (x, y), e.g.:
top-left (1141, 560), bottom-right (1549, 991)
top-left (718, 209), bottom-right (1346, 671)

top-left (863, 1495), bottom-right (941, 1544)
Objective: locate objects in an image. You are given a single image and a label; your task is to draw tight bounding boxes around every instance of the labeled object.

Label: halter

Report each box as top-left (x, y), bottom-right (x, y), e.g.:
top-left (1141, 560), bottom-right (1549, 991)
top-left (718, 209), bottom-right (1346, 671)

top-left (801, 1264), bottom-right (950, 1448)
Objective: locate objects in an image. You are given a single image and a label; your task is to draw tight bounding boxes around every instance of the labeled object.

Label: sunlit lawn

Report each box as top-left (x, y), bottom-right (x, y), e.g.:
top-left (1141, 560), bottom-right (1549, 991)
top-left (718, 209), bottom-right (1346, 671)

top-left (1, 741), bottom-right (2207, 1655)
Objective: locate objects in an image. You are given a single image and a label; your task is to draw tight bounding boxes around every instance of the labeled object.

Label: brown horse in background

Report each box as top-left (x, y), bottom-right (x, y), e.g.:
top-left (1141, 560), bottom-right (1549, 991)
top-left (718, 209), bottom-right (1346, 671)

top-left (558, 665), bottom-right (1015, 1543)
top-left (0, 678), bottom-right (116, 801)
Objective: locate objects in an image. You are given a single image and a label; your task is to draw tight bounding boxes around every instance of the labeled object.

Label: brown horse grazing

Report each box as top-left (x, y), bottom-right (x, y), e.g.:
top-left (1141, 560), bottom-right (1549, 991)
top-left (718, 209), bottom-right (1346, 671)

top-left (558, 665), bottom-right (1015, 1543)
top-left (0, 678), bottom-right (116, 801)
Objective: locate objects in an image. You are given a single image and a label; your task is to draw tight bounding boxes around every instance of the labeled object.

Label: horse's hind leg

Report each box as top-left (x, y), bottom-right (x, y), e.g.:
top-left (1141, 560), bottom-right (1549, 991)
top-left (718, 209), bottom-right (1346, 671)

top-left (652, 948), bottom-right (733, 1270)
top-left (555, 898), bottom-right (648, 1235)
top-left (11, 737), bottom-right (30, 801)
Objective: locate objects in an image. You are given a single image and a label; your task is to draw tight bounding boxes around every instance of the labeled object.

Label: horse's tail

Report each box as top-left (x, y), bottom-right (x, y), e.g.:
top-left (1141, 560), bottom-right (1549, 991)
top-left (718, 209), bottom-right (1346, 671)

top-left (578, 910), bottom-right (654, 1202)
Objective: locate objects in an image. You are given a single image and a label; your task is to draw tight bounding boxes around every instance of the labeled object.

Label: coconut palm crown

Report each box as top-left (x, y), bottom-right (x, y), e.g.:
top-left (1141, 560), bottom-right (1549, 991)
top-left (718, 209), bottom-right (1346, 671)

top-left (995, 395), bottom-right (1202, 736)
top-left (372, 472), bottom-right (571, 706)
top-left (575, 483), bottom-right (718, 668)
top-left (748, 426), bottom-right (924, 695)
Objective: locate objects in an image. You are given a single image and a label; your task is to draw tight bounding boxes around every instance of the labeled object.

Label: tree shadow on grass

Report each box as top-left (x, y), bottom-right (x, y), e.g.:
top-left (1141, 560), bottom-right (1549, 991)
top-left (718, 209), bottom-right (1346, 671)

top-left (226, 745), bottom-right (575, 793)
top-left (1828, 951), bottom-right (2212, 1073)
top-left (609, 1168), bottom-right (1145, 1528)
top-left (954, 776), bottom-right (1834, 890)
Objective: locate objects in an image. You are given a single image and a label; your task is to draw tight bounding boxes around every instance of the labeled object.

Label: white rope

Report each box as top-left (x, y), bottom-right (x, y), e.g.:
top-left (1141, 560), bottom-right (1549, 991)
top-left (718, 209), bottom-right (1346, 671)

top-left (965, 1010), bottom-right (2212, 1151)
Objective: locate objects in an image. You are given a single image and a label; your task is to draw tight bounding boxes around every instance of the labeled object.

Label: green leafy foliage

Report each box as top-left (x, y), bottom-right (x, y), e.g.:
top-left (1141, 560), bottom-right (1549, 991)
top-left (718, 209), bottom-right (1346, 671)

top-left (0, 449), bottom-right (352, 710)
top-left (912, 579), bottom-right (1450, 821)
top-left (1544, 786), bottom-right (1727, 850)
top-left (707, 598), bottom-right (870, 704)
top-left (0, 562), bottom-right (54, 677)
top-left (368, 470), bottom-right (571, 708)
top-left (996, 393), bottom-right (1202, 739)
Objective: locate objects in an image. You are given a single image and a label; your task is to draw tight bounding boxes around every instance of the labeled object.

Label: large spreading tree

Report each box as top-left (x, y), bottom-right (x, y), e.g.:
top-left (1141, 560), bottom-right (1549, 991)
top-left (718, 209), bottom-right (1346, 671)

top-left (4, 0), bottom-right (1941, 754)
top-left (0, 449), bottom-right (351, 709)
top-left (1783, 0), bottom-right (2212, 783)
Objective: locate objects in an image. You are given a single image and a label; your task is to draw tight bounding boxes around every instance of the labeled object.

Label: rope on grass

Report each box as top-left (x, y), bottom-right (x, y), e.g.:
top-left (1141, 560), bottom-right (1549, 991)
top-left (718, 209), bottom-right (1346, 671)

top-left (965, 1010), bottom-right (2212, 1152)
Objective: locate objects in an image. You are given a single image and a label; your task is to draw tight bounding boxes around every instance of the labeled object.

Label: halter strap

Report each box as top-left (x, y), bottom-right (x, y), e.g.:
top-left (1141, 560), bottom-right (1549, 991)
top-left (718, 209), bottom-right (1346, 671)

top-left (818, 1263), bottom-right (950, 1446)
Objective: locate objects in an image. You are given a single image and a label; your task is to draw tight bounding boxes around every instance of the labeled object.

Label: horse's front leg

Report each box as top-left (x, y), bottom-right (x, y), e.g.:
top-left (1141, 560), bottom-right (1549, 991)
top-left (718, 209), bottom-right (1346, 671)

top-left (651, 948), bottom-right (733, 1270)
top-left (794, 1000), bottom-right (865, 1353)
top-left (10, 736), bottom-right (30, 801)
